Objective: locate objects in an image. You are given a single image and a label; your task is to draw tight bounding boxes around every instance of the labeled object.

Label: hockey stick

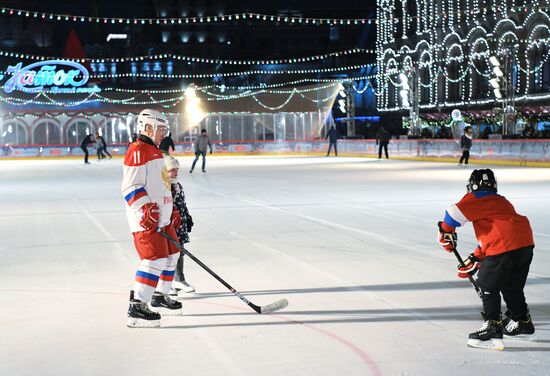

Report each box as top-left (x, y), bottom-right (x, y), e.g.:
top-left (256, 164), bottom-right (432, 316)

top-left (452, 248), bottom-right (483, 298)
top-left (158, 231), bottom-right (288, 314)
top-left (452, 248), bottom-right (487, 319)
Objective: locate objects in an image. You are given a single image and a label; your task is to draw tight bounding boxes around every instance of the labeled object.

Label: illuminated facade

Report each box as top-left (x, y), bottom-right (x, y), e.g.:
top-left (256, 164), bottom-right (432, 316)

top-left (376, 0), bottom-right (550, 112)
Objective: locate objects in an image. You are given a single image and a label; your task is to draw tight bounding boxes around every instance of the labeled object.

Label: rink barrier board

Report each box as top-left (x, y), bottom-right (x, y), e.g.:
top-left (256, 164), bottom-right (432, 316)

top-left (1, 140), bottom-right (550, 167)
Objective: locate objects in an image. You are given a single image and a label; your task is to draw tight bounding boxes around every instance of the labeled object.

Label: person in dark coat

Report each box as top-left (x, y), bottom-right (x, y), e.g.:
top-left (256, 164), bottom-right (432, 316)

top-left (159, 132), bottom-right (176, 155)
top-left (459, 126), bottom-right (473, 167)
top-left (80, 133), bottom-right (94, 164)
top-left (376, 127), bottom-right (391, 159)
top-left (325, 126), bottom-right (339, 157)
top-left (98, 133), bottom-right (112, 159)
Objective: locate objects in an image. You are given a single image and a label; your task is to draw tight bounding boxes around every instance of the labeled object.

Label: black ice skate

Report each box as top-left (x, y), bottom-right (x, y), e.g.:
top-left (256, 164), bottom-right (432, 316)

top-left (151, 292), bottom-right (183, 315)
top-left (467, 320), bottom-right (504, 350)
top-left (127, 290), bottom-right (161, 328)
top-left (503, 314), bottom-right (535, 339)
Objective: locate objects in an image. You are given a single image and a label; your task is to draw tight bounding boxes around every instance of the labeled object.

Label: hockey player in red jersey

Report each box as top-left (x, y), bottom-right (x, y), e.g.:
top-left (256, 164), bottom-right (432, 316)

top-left (122, 109), bottom-right (183, 328)
top-left (438, 169), bottom-right (535, 350)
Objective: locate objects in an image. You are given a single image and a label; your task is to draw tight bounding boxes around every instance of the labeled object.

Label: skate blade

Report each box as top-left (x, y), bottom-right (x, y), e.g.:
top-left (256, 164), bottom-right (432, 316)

top-left (173, 285), bottom-right (196, 294)
top-left (151, 307), bottom-right (183, 316)
top-left (126, 317), bottom-right (160, 328)
top-left (504, 334), bottom-right (538, 342)
top-left (467, 338), bottom-right (504, 351)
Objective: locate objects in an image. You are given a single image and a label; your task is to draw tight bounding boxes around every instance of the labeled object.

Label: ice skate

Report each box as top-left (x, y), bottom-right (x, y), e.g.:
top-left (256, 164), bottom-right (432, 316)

top-left (467, 320), bottom-right (504, 350)
top-left (127, 290), bottom-right (161, 328)
top-left (503, 314), bottom-right (536, 340)
top-left (172, 280), bottom-right (195, 293)
top-left (151, 292), bottom-right (183, 315)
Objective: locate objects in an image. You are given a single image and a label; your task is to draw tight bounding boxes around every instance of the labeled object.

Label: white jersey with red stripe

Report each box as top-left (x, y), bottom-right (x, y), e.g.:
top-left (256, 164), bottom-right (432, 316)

top-left (121, 135), bottom-right (173, 233)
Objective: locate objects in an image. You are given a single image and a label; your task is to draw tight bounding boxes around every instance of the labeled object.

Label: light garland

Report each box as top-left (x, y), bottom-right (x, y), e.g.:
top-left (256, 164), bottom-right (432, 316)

top-left (0, 47), bottom-right (373, 65)
top-left (22, 64), bottom-right (368, 80)
top-left (0, 81), bottom-right (358, 110)
top-left (0, 7), bottom-right (373, 26)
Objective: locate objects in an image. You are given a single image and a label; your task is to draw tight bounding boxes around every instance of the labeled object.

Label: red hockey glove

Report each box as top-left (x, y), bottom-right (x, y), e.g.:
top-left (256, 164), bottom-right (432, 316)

top-left (140, 203), bottom-right (160, 232)
top-left (171, 206), bottom-right (182, 230)
top-left (438, 221), bottom-right (457, 253)
top-left (457, 253), bottom-right (480, 278)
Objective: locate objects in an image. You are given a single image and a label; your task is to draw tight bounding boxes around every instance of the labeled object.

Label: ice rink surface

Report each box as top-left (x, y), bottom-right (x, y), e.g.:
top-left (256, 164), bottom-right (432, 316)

top-left (1, 156), bottom-right (549, 376)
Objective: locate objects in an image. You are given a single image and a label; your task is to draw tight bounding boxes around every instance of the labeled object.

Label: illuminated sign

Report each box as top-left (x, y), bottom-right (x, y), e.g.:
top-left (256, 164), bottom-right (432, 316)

top-left (3, 60), bottom-right (100, 94)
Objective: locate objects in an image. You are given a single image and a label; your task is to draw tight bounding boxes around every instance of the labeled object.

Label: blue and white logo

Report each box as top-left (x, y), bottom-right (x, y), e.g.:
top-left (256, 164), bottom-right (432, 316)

top-left (3, 60), bottom-right (92, 93)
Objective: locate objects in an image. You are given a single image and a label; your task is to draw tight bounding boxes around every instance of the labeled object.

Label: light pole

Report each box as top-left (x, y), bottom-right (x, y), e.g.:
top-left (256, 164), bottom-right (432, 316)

top-left (400, 67), bottom-right (420, 136)
top-left (337, 82), bottom-right (355, 136)
top-left (489, 49), bottom-right (516, 136)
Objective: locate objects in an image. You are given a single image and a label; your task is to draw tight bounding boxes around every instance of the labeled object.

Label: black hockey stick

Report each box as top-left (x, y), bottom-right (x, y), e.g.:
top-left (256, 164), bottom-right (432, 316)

top-left (452, 248), bottom-right (487, 319)
top-left (158, 231), bottom-right (288, 314)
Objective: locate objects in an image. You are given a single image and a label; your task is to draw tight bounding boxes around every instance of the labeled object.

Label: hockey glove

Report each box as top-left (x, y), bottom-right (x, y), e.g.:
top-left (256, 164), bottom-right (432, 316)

top-left (171, 206), bottom-right (182, 230)
top-left (186, 215), bottom-right (194, 233)
top-left (457, 253), bottom-right (480, 278)
top-left (140, 203), bottom-right (160, 232)
top-left (438, 221), bottom-right (457, 253)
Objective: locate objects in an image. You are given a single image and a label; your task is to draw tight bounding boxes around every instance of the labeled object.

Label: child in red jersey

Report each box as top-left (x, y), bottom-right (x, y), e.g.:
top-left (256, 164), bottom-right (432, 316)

top-left (438, 169), bottom-right (535, 350)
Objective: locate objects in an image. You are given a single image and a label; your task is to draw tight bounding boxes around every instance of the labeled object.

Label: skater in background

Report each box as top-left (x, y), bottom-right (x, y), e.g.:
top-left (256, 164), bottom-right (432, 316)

top-left (376, 126), bottom-right (391, 159)
top-left (164, 154), bottom-right (195, 295)
top-left (98, 132), bottom-right (112, 159)
top-left (190, 129), bottom-right (213, 173)
top-left (95, 131), bottom-right (106, 160)
top-left (458, 126), bottom-right (473, 167)
top-left (325, 125), bottom-right (339, 157)
top-left (122, 109), bottom-right (183, 328)
top-left (437, 169), bottom-right (535, 350)
top-left (159, 132), bottom-right (175, 155)
top-left (80, 133), bottom-right (94, 164)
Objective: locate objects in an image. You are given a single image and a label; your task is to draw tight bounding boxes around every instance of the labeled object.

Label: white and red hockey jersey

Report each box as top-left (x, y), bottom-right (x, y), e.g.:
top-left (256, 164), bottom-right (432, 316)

top-left (442, 191), bottom-right (534, 258)
top-left (121, 136), bottom-right (173, 233)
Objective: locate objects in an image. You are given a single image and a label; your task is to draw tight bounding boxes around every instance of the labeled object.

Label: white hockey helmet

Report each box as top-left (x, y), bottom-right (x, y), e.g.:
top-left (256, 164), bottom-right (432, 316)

top-left (136, 109), bottom-right (169, 134)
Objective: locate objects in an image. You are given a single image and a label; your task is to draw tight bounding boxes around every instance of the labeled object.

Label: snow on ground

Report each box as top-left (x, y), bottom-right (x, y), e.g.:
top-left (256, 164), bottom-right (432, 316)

top-left (1, 156), bottom-right (549, 376)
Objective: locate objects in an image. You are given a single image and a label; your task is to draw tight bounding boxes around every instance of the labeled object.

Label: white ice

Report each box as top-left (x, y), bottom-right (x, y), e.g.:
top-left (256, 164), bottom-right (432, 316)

top-left (1, 156), bottom-right (549, 376)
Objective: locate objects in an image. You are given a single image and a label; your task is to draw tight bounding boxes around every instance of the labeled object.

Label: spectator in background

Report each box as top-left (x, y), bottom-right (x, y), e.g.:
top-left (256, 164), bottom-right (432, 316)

top-left (421, 128), bottom-right (433, 139)
top-left (159, 132), bottom-right (176, 155)
top-left (481, 127), bottom-right (491, 139)
top-left (190, 129), bottom-right (213, 173)
top-left (438, 124), bottom-right (450, 139)
top-left (80, 133), bottom-right (94, 164)
top-left (376, 126), bottom-right (391, 159)
top-left (458, 126), bottom-right (473, 168)
top-left (325, 126), bottom-right (339, 157)
top-left (521, 122), bottom-right (537, 139)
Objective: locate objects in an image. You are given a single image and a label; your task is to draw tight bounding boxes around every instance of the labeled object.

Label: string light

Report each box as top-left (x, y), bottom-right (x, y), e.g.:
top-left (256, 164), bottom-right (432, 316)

top-left (0, 82), bottom-right (351, 110)
top-left (0, 6), bottom-right (373, 26)
top-left (90, 64), bottom-right (372, 79)
top-left (0, 48), bottom-right (374, 65)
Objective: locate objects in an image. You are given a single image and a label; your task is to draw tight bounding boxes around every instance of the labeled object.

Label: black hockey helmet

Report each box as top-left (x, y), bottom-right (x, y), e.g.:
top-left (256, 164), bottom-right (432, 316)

top-left (467, 169), bottom-right (497, 193)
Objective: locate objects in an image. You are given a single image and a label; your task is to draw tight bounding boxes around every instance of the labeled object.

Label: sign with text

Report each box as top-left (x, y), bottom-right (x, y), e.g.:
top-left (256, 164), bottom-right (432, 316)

top-left (3, 60), bottom-right (100, 94)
